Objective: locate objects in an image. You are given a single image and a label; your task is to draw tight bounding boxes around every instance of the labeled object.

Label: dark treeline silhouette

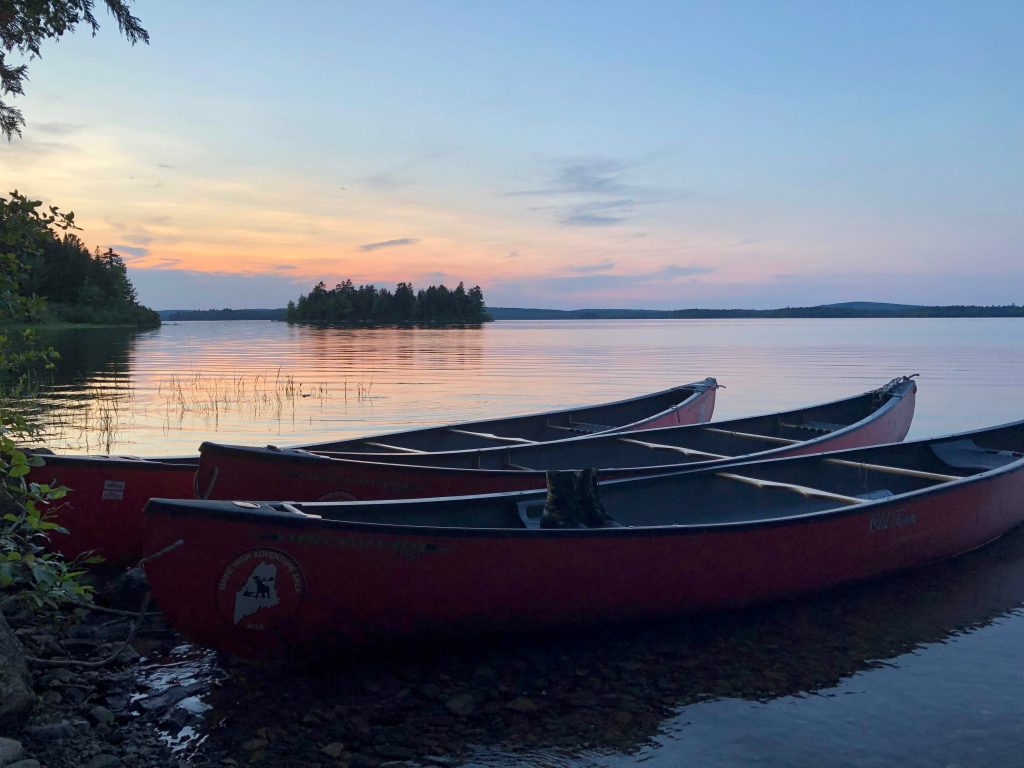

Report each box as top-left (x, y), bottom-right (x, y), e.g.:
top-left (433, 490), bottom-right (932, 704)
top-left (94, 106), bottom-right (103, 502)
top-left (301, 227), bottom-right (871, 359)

top-left (164, 308), bottom-right (287, 321)
top-left (22, 235), bottom-right (160, 327)
top-left (287, 280), bottom-right (490, 325)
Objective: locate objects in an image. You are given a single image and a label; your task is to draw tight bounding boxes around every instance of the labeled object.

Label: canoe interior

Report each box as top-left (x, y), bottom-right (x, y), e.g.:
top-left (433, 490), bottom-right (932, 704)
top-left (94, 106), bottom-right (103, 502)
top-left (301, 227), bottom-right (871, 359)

top-left (301, 380), bottom-right (910, 470)
top-left (248, 422), bottom-right (1024, 530)
top-left (298, 380), bottom-right (713, 453)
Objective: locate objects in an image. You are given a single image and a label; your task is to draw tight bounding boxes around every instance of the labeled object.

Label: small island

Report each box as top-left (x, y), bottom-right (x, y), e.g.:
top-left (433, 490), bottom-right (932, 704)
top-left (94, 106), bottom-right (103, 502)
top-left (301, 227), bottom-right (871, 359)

top-left (286, 279), bottom-right (490, 326)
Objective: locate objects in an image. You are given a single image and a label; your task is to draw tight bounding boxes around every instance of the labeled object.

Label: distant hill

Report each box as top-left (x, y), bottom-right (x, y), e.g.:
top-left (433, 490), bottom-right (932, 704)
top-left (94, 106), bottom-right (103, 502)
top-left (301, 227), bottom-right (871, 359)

top-left (486, 307), bottom-right (672, 320)
top-left (824, 301), bottom-right (920, 312)
top-left (488, 303), bottom-right (1024, 319)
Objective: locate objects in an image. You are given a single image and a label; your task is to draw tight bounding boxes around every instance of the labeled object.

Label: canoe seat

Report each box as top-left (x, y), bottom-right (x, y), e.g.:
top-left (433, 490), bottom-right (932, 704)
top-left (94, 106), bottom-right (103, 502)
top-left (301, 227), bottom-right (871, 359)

top-left (856, 489), bottom-right (894, 501)
top-left (516, 500), bottom-right (546, 529)
top-left (931, 440), bottom-right (1024, 472)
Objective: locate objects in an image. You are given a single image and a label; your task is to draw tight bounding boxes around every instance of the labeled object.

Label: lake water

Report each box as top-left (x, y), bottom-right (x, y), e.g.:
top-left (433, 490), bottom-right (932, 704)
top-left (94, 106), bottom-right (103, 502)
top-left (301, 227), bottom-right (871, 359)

top-left (29, 317), bottom-right (1024, 454)
top-left (27, 318), bottom-right (1024, 766)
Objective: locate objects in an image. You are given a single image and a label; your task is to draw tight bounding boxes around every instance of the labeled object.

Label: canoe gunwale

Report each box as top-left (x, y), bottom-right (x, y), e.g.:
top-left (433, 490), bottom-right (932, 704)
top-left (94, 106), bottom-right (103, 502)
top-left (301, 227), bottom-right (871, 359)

top-left (148, 421), bottom-right (1024, 539)
top-left (197, 377), bottom-right (917, 475)
top-left (291, 377), bottom-right (719, 452)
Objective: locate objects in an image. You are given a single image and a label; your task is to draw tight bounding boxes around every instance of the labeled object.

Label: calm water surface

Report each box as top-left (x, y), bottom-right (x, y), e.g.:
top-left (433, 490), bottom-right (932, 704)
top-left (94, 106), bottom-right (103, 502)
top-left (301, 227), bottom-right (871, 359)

top-left (34, 317), bottom-right (1024, 453)
top-left (33, 319), bottom-right (1024, 766)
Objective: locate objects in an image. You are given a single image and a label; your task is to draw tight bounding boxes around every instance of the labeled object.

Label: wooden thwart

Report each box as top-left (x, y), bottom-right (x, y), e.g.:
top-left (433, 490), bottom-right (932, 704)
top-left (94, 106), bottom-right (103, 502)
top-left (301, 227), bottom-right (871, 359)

top-left (824, 458), bottom-right (960, 483)
top-left (616, 437), bottom-right (727, 459)
top-left (702, 428), bottom-right (800, 445)
top-left (353, 442), bottom-right (426, 454)
top-left (448, 429), bottom-right (535, 445)
top-left (715, 472), bottom-right (865, 505)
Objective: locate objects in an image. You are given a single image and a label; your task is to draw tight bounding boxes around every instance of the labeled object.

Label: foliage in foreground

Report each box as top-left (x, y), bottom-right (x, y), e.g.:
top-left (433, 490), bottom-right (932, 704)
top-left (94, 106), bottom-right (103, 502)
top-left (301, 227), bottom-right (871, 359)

top-left (1, 0), bottom-right (148, 139)
top-left (288, 279), bottom-right (490, 325)
top-left (0, 432), bottom-right (95, 610)
top-left (0, 189), bottom-right (96, 613)
top-left (1, 190), bottom-right (159, 328)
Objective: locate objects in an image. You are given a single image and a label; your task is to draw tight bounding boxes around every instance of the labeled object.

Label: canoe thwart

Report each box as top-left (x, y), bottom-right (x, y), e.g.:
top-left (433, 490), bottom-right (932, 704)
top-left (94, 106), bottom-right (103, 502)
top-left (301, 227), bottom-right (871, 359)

top-left (824, 458), bottom-right (961, 483)
top-left (358, 442), bottom-right (427, 454)
top-left (715, 471), bottom-right (865, 505)
top-left (703, 428), bottom-right (801, 445)
top-left (616, 437), bottom-right (727, 459)
top-left (447, 429), bottom-right (535, 444)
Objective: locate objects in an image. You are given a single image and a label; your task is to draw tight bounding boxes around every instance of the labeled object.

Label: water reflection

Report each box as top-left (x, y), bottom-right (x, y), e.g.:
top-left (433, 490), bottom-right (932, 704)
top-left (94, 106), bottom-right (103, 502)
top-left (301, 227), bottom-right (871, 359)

top-left (15, 326), bottom-right (146, 452)
top-left (25, 318), bottom-right (1024, 454)
top-left (178, 524), bottom-right (1024, 767)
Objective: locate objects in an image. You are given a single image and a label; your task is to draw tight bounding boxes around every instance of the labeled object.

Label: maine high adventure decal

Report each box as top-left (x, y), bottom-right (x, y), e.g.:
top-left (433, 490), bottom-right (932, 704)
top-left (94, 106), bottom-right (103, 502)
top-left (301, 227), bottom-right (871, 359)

top-left (216, 549), bottom-right (304, 631)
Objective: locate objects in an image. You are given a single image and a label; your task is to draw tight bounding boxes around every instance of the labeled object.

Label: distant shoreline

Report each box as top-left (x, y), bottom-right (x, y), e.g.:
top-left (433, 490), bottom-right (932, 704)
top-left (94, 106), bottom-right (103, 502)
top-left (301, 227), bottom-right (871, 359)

top-left (158, 302), bottom-right (1024, 322)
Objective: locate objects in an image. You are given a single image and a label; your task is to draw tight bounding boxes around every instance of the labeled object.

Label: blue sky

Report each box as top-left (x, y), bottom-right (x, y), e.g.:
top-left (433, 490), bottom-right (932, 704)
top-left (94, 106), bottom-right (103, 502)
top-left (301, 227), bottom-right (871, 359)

top-left (2, 1), bottom-right (1022, 308)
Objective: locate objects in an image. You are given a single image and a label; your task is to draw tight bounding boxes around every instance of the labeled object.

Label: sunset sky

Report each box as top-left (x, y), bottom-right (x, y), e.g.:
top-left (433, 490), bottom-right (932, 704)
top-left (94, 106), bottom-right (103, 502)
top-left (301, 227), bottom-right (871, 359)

top-left (3, 1), bottom-right (1022, 310)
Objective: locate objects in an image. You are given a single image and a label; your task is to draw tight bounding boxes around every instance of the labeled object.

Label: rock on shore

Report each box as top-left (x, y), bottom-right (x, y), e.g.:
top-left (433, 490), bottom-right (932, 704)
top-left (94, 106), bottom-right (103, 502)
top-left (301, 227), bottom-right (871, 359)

top-left (0, 614), bottom-right (33, 728)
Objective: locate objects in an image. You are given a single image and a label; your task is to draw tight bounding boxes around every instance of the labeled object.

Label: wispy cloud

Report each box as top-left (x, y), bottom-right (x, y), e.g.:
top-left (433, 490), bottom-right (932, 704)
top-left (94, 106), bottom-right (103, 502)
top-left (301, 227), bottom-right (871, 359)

top-left (653, 265), bottom-right (714, 279)
top-left (560, 198), bottom-right (635, 227)
top-left (417, 271), bottom-right (449, 285)
top-left (0, 139), bottom-right (81, 168)
top-left (567, 261), bottom-right (616, 273)
top-left (359, 238), bottom-right (419, 252)
top-left (34, 122), bottom-right (83, 136)
top-left (110, 244), bottom-right (149, 259)
top-left (157, 163), bottom-right (176, 169)
top-left (508, 156), bottom-right (687, 228)
top-left (360, 150), bottom-right (450, 190)
top-left (508, 158), bottom-right (633, 197)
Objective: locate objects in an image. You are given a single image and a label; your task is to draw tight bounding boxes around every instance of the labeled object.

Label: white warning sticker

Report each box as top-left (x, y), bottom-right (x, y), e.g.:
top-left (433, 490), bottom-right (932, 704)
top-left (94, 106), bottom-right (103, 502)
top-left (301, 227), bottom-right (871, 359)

top-left (102, 480), bottom-right (126, 501)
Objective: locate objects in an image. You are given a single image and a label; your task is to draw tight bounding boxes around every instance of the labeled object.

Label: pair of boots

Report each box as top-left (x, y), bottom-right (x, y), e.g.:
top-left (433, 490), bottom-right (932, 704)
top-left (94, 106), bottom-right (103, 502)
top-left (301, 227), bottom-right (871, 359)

top-left (539, 467), bottom-right (617, 528)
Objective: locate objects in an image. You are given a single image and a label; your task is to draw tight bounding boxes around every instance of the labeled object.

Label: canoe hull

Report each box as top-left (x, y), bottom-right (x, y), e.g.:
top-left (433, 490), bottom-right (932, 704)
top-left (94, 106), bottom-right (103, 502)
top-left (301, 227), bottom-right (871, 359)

top-left (143, 462), bottom-right (1024, 658)
top-left (33, 456), bottom-right (196, 566)
top-left (199, 381), bottom-right (915, 503)
top-left (31, 380), bottom-right (714, 566)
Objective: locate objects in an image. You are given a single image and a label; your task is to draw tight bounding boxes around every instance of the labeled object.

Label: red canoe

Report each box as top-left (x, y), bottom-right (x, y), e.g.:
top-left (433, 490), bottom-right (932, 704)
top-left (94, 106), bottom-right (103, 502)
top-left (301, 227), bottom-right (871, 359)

top-left (143, 418), bottom-right (1024, 658)
top-left (197, 377), bottom-right (916, 503)
top-left (32, 379), bottom-right (716, 565)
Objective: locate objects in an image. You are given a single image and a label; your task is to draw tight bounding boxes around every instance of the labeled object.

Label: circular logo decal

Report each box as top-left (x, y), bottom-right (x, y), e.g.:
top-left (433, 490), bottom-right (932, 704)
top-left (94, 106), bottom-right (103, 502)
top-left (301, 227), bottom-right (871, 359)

top-left (317, 489), bottom-right (358, 502)
top-left (216, 549), bottom-right (304, 631)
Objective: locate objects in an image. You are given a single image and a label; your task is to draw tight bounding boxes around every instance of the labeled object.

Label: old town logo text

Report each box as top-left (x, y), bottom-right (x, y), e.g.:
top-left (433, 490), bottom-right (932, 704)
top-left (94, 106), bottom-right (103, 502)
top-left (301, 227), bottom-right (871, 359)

top-left (869, 508), bottom-right (917, 532)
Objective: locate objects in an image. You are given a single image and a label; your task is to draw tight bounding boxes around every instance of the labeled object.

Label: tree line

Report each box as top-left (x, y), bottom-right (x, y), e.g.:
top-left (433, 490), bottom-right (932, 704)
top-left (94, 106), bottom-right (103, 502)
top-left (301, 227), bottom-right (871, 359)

top-left (1, 190), bottom-right (159, 327)
top-left (287, 280), bottom-right (490, 325)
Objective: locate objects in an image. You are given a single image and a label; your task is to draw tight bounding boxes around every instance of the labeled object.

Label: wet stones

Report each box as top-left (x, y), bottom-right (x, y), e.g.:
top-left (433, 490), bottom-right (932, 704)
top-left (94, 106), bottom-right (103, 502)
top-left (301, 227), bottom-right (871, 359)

top-left (0, 738), bottom-right (26, 765)
top-left (444, 694), bottom-right (476, 716)
top-left (0, 616), bottom-right (34, 729)
top-left (83, 754), bottom-right (121, 768)
top-left (320, 741), bottom-right (345, 758)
